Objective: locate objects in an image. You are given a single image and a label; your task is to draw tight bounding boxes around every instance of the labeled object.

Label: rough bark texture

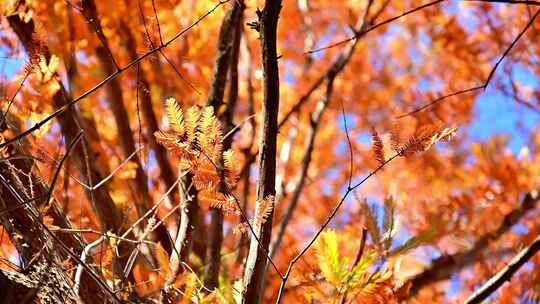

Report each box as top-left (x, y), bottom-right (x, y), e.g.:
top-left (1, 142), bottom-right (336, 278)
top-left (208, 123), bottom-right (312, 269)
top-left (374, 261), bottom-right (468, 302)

top-left (242, 1), bottom-right (282, 303)
top-left (8, 2), bottom-right (136, 289)
top-left (0, 116), bottom-right (105, 303)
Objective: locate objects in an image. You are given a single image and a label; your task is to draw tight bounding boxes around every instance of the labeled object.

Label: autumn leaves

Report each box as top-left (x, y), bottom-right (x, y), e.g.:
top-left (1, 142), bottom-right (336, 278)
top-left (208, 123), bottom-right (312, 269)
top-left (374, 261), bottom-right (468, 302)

top-left (372, 122), bottom-right (458, 166)
top-left (154, 98), bottom-right (274, 234)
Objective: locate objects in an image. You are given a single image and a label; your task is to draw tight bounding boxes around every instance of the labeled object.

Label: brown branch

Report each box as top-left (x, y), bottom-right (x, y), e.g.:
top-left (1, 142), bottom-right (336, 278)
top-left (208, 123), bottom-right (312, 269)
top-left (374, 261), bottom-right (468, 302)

top-left (398, 191), bottom-right (539, 300)
top-left (119, 21), bottom-right (177, 201)
top-left (161, 172), bottom-right (197, 300)
top-left (80, 0), bottom-right (173, 257)
top-left (398, 6), bottom-right (540, 117)
top-left (0, 123), bottom-right (107, 302)
top-left (0, 0), bottom-right (229, 150)
top-left (0, 172), bottom-right (121, 303)
top-left (242, 1), bottom-right (282, 303)
top-left (80, 0), bottom-right (120, 70)
top-left (8, 3), bottom-right (147, 290)
top-left (64, 5), bottom-right (106, 164)
top-left (465, 234), bottom-right (540, 304)
top-left (7, 3), bottom-right (122, 233)
top-left (270, 0), bottom-right (373, 258)
top-left (204, 0), bottom-right (245, 291)
top-left (236, 28), bottom-right (257, 265)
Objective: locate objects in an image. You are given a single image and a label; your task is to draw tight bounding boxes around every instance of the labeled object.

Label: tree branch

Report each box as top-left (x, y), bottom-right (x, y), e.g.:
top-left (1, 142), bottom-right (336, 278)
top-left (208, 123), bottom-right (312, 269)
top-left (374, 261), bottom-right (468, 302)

top-left (0, 0), bottom-right (229, 150)
top-left (399, 191), bottom-right (539, 299)
top-left (242, 1), bottom-right (282, 303)
top-left (203, 1), bottom-right (244, 291)
top-left (465, 234), bottom-right (540, 304)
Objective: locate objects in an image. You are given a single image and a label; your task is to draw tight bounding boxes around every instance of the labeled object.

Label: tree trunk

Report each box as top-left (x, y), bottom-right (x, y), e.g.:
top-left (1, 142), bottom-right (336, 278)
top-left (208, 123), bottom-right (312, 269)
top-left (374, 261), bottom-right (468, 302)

top-left (242, 1), bottom-right (282, 303)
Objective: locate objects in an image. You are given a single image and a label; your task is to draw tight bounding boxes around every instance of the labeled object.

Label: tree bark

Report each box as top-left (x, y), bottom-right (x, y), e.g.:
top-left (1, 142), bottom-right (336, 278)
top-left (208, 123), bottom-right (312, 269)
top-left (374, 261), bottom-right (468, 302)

top-left (242, 1), bottom-right (282, 303)
top-left (81, 0), bottom-right (173, 255)
top-left (7, 4), bottom-right (122, 234)
top-left (203, 0), bottom-right (244, 291)
top-left (8, 2), bottom-right (137, 289)
top-left (0, 115), bottom-right (105, 303)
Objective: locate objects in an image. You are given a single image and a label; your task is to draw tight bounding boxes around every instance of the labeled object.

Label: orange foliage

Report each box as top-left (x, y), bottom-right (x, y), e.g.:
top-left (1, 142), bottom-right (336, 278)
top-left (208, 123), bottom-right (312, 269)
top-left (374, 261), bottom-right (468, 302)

top-left (1, 0), bottom-right (540, 303)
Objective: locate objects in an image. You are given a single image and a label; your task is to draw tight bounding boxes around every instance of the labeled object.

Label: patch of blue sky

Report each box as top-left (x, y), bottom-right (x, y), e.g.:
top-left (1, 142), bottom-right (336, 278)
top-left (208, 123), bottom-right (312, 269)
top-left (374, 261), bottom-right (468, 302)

top-left (283, 60), bottom-right (296, 86)
top-left (0, 49), bottom-right (25, 79)
top-left (147, 149), bottom-right (158, 188)
top-left (468, 86), bottom-right (538, 154)
top-left (447, 273), bottom-right (462, 299)
top-left (511, 223), bottom-right (529, 235)
top-left (356, 130), bottom-right (371, 146)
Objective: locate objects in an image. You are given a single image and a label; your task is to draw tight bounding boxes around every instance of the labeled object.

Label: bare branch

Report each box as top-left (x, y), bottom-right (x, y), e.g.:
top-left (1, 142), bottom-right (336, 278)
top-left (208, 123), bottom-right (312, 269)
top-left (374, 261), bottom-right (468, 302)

top-left (0, 0), bottom-right (229, 150)
top-left (399, 191), bottom-right (539, 299)
top-left (204, 0), bottom-right (245, 291)
top-left (465, 234), bottom-right (540, 304)
top-left (399, 6), bottom-right (540, 117)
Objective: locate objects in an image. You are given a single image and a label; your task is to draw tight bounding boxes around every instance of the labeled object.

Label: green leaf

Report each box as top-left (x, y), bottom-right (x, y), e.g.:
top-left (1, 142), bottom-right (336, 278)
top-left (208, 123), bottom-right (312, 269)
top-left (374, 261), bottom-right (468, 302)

top-left (316, 230), bottom-right (348, 286)
top-left (345, 249), bottom-right (377, 287)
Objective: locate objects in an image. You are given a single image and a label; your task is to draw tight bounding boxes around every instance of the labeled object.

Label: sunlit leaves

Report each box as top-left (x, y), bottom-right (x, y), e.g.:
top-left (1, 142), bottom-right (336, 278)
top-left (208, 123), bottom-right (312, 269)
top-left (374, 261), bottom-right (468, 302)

top-left (311, 230), bottom-right (397, 302)
top-left (372, 122), bottom-right (458, 165)
top-left (165, 97), bottom-right (185, 136)
top-left (155, 98), bottom-right (239, 192)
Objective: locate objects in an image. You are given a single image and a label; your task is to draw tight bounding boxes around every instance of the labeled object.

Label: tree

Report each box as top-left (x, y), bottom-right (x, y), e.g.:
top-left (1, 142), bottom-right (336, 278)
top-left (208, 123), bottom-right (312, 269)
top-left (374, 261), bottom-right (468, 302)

top-left (1, 0), bottom-right (540, 303)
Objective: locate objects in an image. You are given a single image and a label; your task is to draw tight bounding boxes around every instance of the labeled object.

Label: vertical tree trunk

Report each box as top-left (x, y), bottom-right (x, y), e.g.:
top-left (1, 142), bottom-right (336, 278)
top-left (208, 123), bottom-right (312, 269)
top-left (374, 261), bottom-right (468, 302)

top-left (242, 1), bottom-right (282, 303)
top-left (204, 1), bottom-right (244, 291)
top-left (81, 0), bottom-right (173, 254)
top-left (7, 4), bottom-right (122, 234)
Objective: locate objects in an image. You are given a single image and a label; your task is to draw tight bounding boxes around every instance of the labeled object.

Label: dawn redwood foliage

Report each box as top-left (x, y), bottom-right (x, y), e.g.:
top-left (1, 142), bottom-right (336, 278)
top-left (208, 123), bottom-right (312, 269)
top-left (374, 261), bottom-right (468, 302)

top-left (1, 0), bottom-right (540, 303)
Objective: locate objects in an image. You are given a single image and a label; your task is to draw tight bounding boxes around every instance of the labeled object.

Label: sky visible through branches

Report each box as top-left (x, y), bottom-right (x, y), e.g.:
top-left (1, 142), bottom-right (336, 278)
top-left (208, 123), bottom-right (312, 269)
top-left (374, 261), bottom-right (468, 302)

top-left (0, 1), bottom-right (540, 303)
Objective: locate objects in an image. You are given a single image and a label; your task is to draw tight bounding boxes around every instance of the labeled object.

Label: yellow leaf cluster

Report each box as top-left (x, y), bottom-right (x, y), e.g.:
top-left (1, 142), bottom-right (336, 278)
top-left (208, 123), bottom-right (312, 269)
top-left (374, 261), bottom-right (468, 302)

top-left (155, 99), bottom-right (238, 181)
top-left (155, 98), bottom-right (240, 213)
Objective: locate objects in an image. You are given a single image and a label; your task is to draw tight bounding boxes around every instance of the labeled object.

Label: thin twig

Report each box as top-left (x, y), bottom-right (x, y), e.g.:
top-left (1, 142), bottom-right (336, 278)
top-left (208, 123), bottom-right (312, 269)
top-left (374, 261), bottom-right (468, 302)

top-left (70, 146), bottom-right (145, 191)
top-left (74, 235), bottom-right (106, 297)
top-left (0, 0), bottom-right (229, 150)
top-left (398, 7), bottom-right (540, 117)
top-left (305, 0), bottom-right (446, 55)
